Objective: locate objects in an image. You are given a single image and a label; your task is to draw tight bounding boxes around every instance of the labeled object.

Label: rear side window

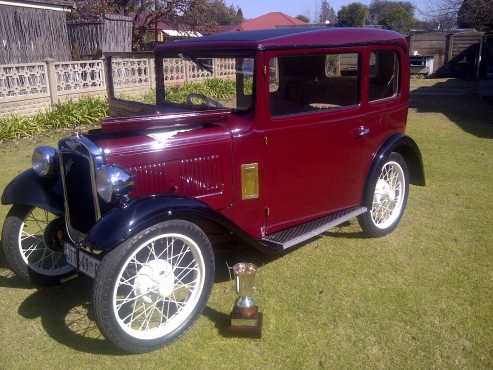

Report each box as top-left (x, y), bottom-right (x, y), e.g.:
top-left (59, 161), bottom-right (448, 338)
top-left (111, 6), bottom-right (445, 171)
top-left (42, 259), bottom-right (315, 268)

top-left (269, 53), bottom-right (359, 116)
top-left (369, 50), bottom-right (400, 101)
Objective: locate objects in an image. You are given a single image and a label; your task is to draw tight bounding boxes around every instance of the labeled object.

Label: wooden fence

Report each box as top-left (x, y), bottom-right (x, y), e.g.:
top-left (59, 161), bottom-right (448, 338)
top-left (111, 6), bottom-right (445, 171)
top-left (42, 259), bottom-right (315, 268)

top-left (408, 30), bottom-right (484, 78)
top-left (0, 57), bottom-right (236, 117)
top-left (0, 5), bottom-right (72, 64)
top-left (68, 14), bottom-right (133, 60)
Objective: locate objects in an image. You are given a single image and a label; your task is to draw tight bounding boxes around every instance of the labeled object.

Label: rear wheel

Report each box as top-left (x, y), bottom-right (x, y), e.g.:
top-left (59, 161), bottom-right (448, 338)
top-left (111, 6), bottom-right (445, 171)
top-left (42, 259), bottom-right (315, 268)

top-left (358, 152), bottom-right (409, 237)
top-left (1, 205), bottom-right (76, 285)
top-left (92, 219), bottom-right (214, 353)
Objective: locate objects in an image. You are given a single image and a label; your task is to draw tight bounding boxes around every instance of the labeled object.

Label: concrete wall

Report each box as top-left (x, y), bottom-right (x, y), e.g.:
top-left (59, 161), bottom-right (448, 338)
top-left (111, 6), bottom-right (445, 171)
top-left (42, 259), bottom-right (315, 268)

top-left (0, 57), bottom-right (236, 118)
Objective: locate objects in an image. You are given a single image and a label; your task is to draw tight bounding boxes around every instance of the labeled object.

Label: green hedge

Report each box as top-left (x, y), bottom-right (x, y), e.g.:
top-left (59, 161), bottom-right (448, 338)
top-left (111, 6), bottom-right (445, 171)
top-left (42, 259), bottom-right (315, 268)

top-left (0, 97), bottom-right (109, 141)
top-left (139, 78), bottom-right (253, 105)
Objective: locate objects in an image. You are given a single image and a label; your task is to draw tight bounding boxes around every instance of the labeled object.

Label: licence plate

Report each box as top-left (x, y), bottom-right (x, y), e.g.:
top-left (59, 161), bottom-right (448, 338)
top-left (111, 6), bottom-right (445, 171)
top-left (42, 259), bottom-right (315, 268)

top-left (64, 243), bottom-right (100, 278)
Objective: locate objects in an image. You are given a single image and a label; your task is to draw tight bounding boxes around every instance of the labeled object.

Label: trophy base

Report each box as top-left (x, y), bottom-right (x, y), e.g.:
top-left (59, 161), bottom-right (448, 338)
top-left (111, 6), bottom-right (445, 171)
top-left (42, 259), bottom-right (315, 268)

top-left (227, 306), bottom-right (262, 338)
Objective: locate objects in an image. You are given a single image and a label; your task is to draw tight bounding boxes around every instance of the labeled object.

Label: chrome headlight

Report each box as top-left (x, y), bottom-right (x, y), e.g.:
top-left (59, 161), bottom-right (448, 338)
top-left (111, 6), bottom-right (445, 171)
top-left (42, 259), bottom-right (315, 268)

top-left (96, 165), bottom-right (134, 203)
top-left (32, 146), bottom-right (58, 177)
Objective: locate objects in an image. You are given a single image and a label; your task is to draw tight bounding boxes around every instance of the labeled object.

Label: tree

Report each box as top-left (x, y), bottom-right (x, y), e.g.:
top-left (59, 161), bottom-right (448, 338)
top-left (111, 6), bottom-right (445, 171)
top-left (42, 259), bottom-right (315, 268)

top-left (337, 3), bottom-right (368, 27)
top-left (319, 0), bottom-right (337, 24)
top-left (73, 0), bottom-right (196, 49)
top-left (234, 8), bottom-right (244, 24)
top-left (458, 0), bottom-right (493, 30)
top-left (72, 0), bottom-right (242, 50)
top-left (369, 0), bottom-right (416, 33)
top-left (296, 14), bottom-right (310, 23)
top-left (423, 0), bottom-right (461, 30)
top-left (430, 14), bottom-right (457, 31)
top-left (204, 0), bottom-right (240, 26)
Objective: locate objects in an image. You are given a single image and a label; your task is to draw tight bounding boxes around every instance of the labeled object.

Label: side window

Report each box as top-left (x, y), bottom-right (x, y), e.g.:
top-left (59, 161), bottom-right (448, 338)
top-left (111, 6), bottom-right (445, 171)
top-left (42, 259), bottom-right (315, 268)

top-left (369, 50), bottom-right (400, 101)
top-left (269, 53), bottom-right (359, 117)
top-left (269, 57), bottom-right (279, 93)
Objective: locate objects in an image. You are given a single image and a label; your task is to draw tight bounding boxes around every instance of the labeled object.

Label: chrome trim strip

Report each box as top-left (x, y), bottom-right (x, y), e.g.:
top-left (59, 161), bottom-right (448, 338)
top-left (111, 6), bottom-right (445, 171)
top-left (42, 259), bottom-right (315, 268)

top-left (59, 134), bottom-right (105, 243)
top-left (263, 207), bottom-right (367, 250)
top-left (58, 152), bottom-right (79, 243)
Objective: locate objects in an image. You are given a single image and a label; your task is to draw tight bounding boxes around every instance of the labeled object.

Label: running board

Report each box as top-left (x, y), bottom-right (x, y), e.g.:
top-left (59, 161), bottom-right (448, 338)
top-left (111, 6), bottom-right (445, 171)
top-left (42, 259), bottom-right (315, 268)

top-left (262, 206), bottom-right (367, 251)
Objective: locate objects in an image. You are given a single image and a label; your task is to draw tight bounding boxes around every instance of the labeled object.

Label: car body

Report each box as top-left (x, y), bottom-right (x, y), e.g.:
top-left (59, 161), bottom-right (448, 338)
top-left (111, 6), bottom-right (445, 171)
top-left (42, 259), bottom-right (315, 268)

top-left (1, 27), bottom-right (424, 352)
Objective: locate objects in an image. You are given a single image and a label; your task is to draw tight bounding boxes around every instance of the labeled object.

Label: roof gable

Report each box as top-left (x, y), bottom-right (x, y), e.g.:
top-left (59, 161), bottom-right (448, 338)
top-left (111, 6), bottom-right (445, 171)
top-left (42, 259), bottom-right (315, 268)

top-left (237, 12), bottom-right (306, 31)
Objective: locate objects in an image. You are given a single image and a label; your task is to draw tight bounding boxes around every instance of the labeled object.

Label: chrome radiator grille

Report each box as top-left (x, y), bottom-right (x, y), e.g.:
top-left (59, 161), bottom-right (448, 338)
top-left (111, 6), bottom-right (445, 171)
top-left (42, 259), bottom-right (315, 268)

top-left (59, 135), bottom-right (103, 240)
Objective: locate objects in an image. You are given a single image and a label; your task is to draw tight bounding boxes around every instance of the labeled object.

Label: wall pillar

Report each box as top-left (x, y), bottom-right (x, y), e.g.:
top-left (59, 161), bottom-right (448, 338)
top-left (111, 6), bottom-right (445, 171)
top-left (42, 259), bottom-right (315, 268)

top-left (148, 57), bottom-right (155, 91)
top-left (45, 59), bottom-right (58, 104)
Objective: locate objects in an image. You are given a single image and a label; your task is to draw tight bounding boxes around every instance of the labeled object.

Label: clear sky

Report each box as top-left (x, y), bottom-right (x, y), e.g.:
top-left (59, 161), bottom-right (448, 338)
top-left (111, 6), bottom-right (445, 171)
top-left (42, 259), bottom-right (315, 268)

top-left (225, 0), bottom-right (429, 21)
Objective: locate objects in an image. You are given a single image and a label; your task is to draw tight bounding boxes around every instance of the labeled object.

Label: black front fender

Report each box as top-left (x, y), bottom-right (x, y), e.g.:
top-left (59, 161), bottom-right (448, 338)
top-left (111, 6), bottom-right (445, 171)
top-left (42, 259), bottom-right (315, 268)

top-left (1, 169), bottom-right (64, 215)
top-left (363, 134), bottom-right (425, 207)
top-left (85, 195), bottom-right (263, 253)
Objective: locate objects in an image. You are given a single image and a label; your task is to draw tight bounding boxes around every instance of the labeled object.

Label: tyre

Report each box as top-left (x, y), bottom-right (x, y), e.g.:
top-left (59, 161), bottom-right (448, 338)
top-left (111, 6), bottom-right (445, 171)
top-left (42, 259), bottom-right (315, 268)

top-left (92, 219), bottom-right (215, 353)
top-left (358, 152), bottom-right (410, 237)
top-left (1, 205), bottom-right (76, 285)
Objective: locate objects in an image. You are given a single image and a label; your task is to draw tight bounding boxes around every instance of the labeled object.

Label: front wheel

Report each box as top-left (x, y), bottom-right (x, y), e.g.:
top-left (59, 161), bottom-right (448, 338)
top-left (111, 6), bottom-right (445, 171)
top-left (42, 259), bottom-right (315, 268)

top-left (92, 220), bottom-right (215, 353)
top-left (1, 205), bottom-right (76, 285)
top-left (358, 152), bottom-right (410, 237)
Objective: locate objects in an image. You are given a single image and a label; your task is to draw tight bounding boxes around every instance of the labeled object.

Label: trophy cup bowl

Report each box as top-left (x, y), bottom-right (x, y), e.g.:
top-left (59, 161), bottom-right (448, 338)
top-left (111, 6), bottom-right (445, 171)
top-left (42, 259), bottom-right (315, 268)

top-left (228, 262), bottom-right (262, 338)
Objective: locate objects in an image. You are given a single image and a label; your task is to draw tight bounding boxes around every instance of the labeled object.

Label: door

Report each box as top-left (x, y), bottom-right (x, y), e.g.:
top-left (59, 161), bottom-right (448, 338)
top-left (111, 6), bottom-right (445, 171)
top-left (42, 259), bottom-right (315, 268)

top-left (262, 49), bottom-right (376, 234)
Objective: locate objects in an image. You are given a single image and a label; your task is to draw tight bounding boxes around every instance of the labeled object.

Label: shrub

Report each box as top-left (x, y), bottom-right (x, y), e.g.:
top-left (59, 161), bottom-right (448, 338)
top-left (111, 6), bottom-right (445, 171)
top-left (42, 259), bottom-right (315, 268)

top-left (138, 78), bottom-right (251, 106)
top-left (0, 97), bottom-right (109, 141)
top-left (166, 79), bottom-right (237, 103)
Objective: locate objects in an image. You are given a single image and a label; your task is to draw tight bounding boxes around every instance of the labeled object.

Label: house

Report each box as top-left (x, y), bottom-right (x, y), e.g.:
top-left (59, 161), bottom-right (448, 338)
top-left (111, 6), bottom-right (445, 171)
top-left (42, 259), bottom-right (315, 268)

top-left (225, 12), bottom-right (307, 32)
top-left (0, 0), bottom-right (75, 64)
top-left (143, 21), bottom-right (202, 44)
top-left (139, 11), bottom-right (306, 46)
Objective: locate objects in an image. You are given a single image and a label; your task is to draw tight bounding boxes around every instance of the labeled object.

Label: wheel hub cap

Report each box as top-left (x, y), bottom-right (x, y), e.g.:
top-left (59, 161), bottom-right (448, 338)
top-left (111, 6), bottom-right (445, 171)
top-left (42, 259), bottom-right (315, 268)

top-left (375, 179), bottom-right (396, 203)
top-left (134, 260), bottom-right (175, 302)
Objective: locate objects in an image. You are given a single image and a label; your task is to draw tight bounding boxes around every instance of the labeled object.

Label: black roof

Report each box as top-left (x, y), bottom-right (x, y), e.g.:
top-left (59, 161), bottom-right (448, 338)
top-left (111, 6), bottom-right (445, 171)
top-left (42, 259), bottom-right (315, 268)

top-left (199, 27), bottom-right (328, 42)
top-left (156, 27), bottom-right (406, 55)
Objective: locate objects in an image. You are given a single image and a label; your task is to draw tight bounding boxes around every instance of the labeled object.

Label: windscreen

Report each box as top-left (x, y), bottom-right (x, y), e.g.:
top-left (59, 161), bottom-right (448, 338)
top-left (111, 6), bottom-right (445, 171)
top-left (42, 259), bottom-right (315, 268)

top-left (113, 55), bottom-right (255, 113)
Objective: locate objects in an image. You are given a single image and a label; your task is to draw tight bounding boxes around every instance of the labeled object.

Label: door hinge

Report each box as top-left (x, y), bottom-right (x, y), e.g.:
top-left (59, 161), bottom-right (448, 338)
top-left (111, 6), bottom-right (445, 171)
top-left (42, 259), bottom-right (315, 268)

top-left (264, 136), bottom-right (268, 145)
top-left (264, 207), bottom-right (270, 217)
top-left (263, 65), bottom-right (267, 76)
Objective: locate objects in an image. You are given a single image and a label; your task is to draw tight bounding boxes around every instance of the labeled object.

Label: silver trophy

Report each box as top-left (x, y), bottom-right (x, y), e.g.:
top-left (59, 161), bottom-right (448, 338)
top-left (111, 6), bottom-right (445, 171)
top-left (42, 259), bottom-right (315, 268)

top-left (228, 262), bottom-right (262, 337)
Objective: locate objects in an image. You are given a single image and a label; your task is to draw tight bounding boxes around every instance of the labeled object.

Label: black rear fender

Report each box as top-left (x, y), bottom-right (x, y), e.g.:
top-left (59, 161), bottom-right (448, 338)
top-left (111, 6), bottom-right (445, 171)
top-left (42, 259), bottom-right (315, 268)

top-left (363, 134), bottom-right (425, 207)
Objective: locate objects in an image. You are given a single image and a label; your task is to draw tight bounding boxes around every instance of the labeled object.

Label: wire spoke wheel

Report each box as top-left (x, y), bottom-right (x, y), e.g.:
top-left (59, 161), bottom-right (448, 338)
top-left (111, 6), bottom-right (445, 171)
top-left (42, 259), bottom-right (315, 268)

top-left (112, 233), bottom-right (206, 340)
top-left (370, 161), bottom-right (406, 230)
top-left (18, 208), bottom-right (72, 276)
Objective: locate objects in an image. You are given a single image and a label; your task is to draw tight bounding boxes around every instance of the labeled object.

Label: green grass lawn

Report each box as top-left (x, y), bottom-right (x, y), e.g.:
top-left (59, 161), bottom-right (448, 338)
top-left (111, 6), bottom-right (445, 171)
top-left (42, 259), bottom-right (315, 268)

top-left (0, 79), bottom-right (493, 369)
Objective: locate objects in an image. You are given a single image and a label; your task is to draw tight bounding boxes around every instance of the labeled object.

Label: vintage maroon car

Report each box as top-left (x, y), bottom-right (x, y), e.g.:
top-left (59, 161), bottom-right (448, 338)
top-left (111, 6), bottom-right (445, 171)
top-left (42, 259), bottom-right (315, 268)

top-left (1, 27), bottom-right (424, 352)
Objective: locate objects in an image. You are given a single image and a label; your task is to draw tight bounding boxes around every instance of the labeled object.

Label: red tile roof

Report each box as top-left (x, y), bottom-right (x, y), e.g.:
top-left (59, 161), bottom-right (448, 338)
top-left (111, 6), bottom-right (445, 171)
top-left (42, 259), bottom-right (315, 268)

top-left (233, 12), bottom-right (306, 31)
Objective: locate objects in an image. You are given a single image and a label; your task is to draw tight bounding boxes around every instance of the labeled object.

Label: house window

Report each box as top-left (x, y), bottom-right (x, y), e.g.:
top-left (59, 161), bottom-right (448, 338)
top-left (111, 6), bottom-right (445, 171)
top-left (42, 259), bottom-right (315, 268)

top-left (369, 50), bottom-right (400, 101)
top-left (269, 53), bottom-right (359, 116)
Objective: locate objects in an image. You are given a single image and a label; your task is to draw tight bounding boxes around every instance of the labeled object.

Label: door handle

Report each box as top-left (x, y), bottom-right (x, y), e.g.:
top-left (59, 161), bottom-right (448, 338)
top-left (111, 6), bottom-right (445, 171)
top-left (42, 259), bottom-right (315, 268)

top-left (356, 125), bottom-right (370, 137)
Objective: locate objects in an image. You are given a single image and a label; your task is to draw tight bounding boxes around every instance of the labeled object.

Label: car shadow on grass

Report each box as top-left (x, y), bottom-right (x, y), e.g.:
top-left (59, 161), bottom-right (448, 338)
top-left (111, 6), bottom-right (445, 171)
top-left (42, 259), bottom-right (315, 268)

top-left (5, 232), bottom-right (360, 351)
top-left (0, 242), bottom-right (34, 289)
top-left (213, 242), bottom-right (279, 283)
top-left (0, 271), bottom-right (34, 289)
top-left (16, 276), bottom-right (129, 355)
top-left (4, 244), bottom-right (277, 354)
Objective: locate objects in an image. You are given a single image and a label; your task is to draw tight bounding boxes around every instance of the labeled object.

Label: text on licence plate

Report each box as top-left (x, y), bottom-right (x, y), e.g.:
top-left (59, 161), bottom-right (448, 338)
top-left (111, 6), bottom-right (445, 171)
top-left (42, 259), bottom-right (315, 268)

top-left (64, 244), bottom-right (100, 278)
